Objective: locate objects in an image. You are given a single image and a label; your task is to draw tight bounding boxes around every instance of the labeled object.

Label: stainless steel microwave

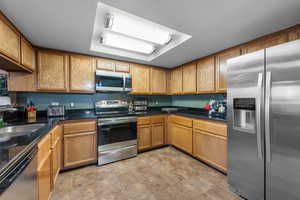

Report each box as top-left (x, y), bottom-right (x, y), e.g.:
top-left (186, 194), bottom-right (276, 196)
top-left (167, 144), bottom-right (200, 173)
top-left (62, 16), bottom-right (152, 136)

top-left (95, 70), bottom-right (132, 92)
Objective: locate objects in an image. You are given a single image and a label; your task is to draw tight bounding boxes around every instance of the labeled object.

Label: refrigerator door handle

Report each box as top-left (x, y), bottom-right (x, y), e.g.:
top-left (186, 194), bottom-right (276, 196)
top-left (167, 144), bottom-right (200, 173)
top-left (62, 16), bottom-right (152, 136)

top-left (256, 72), bottom-right (263, 160)
top-left (265, 71), bottom-right (272, 162)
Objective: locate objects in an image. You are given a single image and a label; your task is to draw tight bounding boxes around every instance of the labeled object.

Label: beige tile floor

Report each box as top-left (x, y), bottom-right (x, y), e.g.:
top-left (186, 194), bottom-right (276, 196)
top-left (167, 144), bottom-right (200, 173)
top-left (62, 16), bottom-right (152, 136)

top-left (51, 147), bottom-right (241, 200)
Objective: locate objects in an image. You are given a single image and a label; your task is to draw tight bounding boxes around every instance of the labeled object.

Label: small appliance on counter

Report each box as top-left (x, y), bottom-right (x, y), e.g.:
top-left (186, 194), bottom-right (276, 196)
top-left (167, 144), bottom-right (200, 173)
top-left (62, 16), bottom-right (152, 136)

top-left (205, 100), bottom-right (227, 119)
top-left (133, 98), bottom-right (148, 114)
top-left (47, 104), bottom-right (65, 117)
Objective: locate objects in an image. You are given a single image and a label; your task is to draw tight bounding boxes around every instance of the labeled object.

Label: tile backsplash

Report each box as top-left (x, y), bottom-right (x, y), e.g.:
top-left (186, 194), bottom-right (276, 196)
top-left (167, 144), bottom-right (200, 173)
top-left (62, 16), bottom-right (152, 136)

top-left (15, 92), bottom-right (226, 111)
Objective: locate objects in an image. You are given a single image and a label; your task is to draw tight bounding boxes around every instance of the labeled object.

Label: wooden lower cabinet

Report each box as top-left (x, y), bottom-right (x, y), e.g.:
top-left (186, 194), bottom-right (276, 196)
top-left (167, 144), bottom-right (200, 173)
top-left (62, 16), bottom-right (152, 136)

top-left (63, 131), bottom-right (97, 169)
top-left (37, 152), bottom-right (51, 200)
top-left (193, 129), bottom-right (227, 172)
top-left (170, 123), bottom-right (193, 154)
top-left (137, 125), bottom-right (152, 150)
top-left (151, 124), bottom-right (164, 147)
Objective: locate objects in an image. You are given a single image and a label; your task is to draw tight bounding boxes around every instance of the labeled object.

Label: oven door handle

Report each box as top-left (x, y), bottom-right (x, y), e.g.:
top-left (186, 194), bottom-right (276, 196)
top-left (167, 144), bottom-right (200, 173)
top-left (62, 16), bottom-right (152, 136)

top-left (98, 120), bottom-right (137, 126)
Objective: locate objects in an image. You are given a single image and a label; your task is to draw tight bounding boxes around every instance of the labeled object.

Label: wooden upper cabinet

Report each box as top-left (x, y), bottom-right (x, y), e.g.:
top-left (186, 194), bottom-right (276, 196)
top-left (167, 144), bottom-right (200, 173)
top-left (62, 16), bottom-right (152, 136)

top-left (182, 62), bottom-right (197, 94)
top-left (288, 26), bottom-right (300, 41)
top-left (241, 33), bottom-right (288, 54)
top-left (8, 71), bottom-right (36, 92)
top-left (96, 58), bottom-right (130, 72)
top-left (0, 14), bottom-right (20, 62)
top-left (37, 50), bottom-right (68, 91)
top-left (69, 55), bottom-right (95, 93)
top-left (197, 56), bottom-right (215, 93)
top-left (151, 67), bottom-right (167, 94)
top-left (131, 64), bottom-right (150, 94)
top-left (170, 67), bottom-right (183, 94)
top-left (215, 48), bottom-right (240, 92)
top-left (21, 37), bottom-right (35, 71)
top-left (115, 61), bottom-right (130, 73)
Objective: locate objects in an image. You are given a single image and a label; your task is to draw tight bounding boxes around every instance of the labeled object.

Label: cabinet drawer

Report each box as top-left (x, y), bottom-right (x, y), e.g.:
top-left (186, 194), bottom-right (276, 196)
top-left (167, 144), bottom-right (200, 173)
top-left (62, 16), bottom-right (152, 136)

top-left (193, 119), bottom-right (227, 137)
top-left (150, 115), bottom-right (165, 124)
top-left (171, 115), bottom-right (193, 128)
top-left (63, 120), bottom-right (96, 134)
top-left (137, 116), bottom-right (151, 125)
top-left (37, 133), bottom-right (51, 167)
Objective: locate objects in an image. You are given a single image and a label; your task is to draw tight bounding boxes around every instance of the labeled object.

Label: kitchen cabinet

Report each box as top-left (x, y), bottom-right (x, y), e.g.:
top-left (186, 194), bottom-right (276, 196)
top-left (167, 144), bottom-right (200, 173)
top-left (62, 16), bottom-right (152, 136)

top-left (0, 14), bottom-right (20, 63)
top-left (182, 62), bottom-right (197, 94)
top-left (193, 130), bottom-right (227, 172)
top-left (193, 119), bottom-right (227, 172)
top-left (137, 125), bottom-right (152, 150)
top-left (197, 56), bottom-right (215, 93)
top-left (37, 133), bottom-right (52, 200)
top-left (21, 37), bottom-right (35, 71)
top-left (241, 33), bottom-right (287, 54)
top-left (215, 48), bottom-right (240, 92)
top-left (151, 67), bottom-right (167, 94)
top-left (287, 26), bottom-right (300, 41)
top-left (37, 50), bottom-right (69, 91)
top-left (69, 54), bottom-right (95, 93)
top-left (170, 123), bottom-right (193, 154)
top-left (115, 61), bottom-right (130, 72)
top-left (63, 120), bottom-right (97, 169)
top-left (131, 64), bottom-right (151, 94)
top-left (137, 115), bottom-right (165, 151)
top-left (170, 67), bottom-right (182, 94)
top-left (8, 71), bottom-right (37, 92)
top-left (50, 125), bottom-right (62, 188)
top-left (96, 58), bottom-right (130, 72)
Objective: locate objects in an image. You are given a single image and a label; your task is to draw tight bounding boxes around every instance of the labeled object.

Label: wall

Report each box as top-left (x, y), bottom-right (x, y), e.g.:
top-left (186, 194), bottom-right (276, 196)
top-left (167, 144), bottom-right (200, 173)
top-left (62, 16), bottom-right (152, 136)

top-left (15, 92), bottom-right (172, 110)
top-left (171, 93), bottom-right (226, 108)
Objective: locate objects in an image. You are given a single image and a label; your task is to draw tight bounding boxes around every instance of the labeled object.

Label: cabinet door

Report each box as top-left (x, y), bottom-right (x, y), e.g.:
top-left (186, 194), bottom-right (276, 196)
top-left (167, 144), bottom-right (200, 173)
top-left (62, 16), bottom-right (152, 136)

top-left (288, 27), bottom-right (300, 41)
top-left (193, 130), bottom-right (227, 172)
top-left (37, 152), bottom-right (51, 200)
top-left (52, 140), bottom-right (60, 187)
top-left (137, 125), bottom-right (152, 151)
top-left (197, 56), bottom-right (215, 93)
top-left (8, 71), bottom-right (36, 92)
top-left (21, 37), bottom-right (35, 71)
top-left (115, 61), bottom-right (130, 72)
top-left (131, 64), bottom-right (150, 94)
top-left (215, 48), bottom-right (240, 92)
top-left (0, 15), bottom-right (20, 62)
top-left (69, 55), bottom-right (95, 92)
top-left (182, 63), bottom-right (197, 93)
top-left (151, 123), bottom-right (164, 147)
top-left (37, 50), bottom-right (68, 91)
top-left (63, 132), bottom-right (97, 168)
top-left (96, 58), bottom-right (115, 71)
top-left (241, 33), bottom-right (287, 54)
top-left (170, 67), bottom-right (182, 94)
top-left (151, 67), bottom-right (167, 94)
top-left (171, 124), bottom-right (193, 154)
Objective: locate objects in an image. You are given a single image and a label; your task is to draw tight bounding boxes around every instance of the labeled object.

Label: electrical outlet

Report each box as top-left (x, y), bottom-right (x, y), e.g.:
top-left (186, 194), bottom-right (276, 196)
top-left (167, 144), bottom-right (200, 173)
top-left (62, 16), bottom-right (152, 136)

top-left (70, 102), bottom-right (75, 108)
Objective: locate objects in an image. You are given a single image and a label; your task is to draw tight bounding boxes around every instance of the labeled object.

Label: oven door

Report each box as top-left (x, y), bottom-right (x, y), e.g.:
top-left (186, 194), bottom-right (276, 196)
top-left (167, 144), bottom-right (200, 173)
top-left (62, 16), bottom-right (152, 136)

top-left (98, 118), bottom-right (137, 151)
top-left (95, 70), bottom-right (124, 92)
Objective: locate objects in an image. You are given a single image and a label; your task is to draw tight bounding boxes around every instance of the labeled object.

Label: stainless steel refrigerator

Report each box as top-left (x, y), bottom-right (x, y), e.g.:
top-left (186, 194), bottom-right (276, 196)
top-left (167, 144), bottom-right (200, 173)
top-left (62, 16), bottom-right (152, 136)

top-left (227, 39), bottom-right (300, 200)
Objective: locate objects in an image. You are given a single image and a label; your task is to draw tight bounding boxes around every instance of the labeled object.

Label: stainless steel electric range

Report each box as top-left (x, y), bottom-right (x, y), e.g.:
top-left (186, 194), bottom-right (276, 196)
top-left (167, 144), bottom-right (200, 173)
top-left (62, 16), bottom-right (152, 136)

top-left (95, 100), bottom-right (137, 166)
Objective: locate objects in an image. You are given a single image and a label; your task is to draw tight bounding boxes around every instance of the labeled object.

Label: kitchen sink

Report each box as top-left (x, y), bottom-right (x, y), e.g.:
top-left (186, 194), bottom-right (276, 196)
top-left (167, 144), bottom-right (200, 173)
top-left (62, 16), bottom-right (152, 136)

top-left (0, 123), bottom-right (46, 142)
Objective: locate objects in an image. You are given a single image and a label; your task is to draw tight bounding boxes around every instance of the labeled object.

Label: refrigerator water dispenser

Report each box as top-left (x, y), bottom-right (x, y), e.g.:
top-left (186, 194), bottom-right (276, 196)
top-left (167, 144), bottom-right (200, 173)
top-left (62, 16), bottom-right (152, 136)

top-left (233, 98), bottom-right (256, 133)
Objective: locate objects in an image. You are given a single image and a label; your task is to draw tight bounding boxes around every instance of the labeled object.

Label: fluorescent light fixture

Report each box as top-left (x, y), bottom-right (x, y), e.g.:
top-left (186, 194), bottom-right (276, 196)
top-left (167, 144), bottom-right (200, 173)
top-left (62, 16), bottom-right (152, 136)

top-left (106, 14), bottom-right (172, 45)
top-left (101, 33), bottom-right (155, 54)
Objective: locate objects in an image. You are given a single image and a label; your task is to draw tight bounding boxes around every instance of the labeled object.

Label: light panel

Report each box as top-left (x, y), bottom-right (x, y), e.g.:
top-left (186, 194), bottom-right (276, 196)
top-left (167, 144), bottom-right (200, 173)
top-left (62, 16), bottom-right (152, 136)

top-left (101, 33), bottom-right (155, 54)
top-left (107, 14), bottom-right (171, 45)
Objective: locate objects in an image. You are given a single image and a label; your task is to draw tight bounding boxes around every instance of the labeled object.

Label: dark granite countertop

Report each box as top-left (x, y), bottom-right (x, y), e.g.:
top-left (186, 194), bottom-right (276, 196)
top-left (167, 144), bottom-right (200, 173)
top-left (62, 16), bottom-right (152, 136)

top-left (0, 106), bottom-right (226, 175)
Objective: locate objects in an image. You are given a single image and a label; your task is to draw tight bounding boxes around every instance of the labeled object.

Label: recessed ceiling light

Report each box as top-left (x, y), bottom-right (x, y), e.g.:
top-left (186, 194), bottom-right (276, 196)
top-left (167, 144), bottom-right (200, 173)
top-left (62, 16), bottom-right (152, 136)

top-left (105, 14), bottom-right (172, 45)
top-left (101, 32), bottom-right (155, 54)
top-left (90, 2), bottom-right (192, 61)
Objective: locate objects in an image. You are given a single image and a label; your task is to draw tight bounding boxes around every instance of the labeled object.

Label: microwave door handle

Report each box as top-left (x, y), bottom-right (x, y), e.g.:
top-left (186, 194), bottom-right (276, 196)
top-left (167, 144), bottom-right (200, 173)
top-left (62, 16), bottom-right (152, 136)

top-left (256, 73), bottom-right (263, 160)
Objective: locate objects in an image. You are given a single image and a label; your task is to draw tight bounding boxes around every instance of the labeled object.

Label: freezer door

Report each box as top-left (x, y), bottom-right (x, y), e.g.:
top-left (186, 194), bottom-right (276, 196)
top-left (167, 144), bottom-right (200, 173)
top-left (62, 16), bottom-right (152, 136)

top-left (265, 39), bottom-right (300, 200)
top-left (227, 50), bottom-right (265, 200)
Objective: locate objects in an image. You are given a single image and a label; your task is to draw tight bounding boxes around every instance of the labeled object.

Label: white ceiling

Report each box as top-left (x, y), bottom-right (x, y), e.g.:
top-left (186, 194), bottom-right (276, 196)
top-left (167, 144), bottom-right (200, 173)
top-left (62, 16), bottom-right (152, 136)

top-left (1, 0), bottom-right (300, 68)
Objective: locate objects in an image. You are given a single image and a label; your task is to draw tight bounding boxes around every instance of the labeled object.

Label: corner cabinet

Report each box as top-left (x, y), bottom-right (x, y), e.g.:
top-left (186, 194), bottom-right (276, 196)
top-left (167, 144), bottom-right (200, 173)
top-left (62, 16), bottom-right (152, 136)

top-left (69, 54), bottom-right (95, 93)
top-left (151, 67), bottom-right (167, 94)
top-left (37, 50), bottom-right (69, 91)
top-left (21, 37), bottom-right (35, 71)
top-left (215, 48), bottom-right (240, 92)
top-left (197, 56), bottom-right (215, 93)
top-left (131, 64), bottom-right (151, 94)
top-left (182, 62), bottom-right (197, 94)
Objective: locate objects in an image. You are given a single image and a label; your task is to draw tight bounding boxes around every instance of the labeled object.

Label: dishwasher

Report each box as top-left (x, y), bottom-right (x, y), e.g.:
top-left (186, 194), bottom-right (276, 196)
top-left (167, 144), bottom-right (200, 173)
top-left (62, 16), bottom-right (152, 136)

top-left (0, 145), bottom-right (37, 200)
